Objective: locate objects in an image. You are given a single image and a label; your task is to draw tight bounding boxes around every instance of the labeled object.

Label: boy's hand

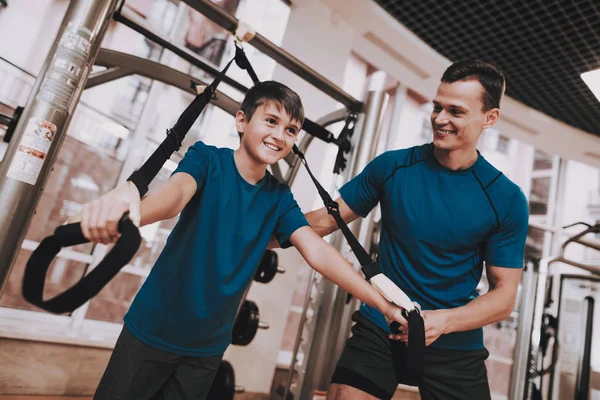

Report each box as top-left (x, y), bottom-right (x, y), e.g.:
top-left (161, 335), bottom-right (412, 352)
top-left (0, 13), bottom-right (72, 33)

top-left (383, 303), bottom-right (408, 341)
top-left (79, 181), bottom-right (141, 244)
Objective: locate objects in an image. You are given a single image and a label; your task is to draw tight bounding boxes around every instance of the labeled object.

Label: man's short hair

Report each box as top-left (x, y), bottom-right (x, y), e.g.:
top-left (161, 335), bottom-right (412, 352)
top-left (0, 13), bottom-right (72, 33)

top-left (239, 80), bottom-right (305, 124)
top-left (441, 60), bottom-right (506, 111)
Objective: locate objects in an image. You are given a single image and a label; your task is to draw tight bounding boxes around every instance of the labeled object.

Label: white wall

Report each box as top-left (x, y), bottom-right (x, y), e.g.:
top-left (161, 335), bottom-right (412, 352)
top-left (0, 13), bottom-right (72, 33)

top-left (0, 0), bottom-right (67, 75)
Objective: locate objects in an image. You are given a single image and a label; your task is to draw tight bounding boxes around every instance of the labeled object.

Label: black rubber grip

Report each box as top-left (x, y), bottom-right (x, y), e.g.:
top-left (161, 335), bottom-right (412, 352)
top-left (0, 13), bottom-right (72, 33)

top-left (389, 309), bottom-right (425, 386)
top-left (22, 214), bottom-right (141, 314)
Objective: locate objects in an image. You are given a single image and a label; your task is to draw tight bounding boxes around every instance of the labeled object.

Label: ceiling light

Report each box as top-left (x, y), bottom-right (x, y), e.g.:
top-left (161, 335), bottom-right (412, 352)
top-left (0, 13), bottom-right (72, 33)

top-left (581, 68), bottom-right (600, 103)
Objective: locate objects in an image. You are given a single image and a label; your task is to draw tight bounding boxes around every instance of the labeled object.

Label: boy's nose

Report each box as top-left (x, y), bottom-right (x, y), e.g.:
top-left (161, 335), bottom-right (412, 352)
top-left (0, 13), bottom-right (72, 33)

top-left (272, 128), bottom-right (285, 141)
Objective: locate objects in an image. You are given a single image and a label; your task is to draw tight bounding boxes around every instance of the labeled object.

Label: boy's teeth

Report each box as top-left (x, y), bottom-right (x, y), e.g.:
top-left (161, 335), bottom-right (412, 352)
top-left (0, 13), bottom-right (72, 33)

top-left (264, 143), bottom-right (280, 151)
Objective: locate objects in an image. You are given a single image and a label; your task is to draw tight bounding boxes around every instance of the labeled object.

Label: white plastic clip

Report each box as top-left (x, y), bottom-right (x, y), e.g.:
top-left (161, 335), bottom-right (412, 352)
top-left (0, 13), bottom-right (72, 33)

top-left (194, 83), bottom-right (208, 95)
top-left (234, 20), bottom-right (256, 44)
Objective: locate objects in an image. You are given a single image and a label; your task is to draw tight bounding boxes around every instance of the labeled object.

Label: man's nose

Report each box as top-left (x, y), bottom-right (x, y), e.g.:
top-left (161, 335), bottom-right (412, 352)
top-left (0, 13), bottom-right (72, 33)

top-left (434, 110), bottom-right (449, 125)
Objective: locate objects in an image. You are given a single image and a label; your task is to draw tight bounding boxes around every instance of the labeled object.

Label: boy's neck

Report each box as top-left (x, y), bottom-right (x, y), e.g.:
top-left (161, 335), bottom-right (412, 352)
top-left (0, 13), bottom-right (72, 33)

top-left (233, 149), bottom-right (267, 185)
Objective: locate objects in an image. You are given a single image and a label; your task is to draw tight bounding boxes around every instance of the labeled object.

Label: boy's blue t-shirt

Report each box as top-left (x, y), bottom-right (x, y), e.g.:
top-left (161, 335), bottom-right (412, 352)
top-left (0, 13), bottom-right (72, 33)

top-left (124, 141), bottom-right (309, 356)
top-left (339, 143), bottom-right (529, 350)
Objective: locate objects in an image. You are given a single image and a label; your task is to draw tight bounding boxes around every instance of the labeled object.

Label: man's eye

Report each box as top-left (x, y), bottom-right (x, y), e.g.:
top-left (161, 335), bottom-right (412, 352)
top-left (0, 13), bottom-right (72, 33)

top-left (433, 106), bottom-right (442, 113)
top-left (450, 110), bottom-right (462, 116)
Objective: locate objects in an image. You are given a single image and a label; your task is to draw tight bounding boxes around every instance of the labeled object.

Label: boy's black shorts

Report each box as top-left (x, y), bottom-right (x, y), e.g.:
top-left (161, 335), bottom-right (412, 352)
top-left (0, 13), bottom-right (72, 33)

top-left (331, 311), bottom-right (491, 400)
top-left (94, 326), bottom-right (223, 400)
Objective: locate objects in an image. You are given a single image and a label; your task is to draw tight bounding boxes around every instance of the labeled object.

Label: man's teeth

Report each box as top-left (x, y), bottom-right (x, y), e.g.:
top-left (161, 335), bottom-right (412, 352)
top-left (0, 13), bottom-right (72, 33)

top-left (264, 142), bottom-right (281, 151)
top-left (437, 129), bottom-right (455, 135)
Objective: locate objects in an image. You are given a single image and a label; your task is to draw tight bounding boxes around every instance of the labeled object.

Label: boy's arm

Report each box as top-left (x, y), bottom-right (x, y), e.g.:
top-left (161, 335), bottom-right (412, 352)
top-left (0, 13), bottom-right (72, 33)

top-left (80, 172), bottom-right (197, 243)
top-left (288, 226), bottom-right (406, 326)
top-left (267, 197), bottom-right (360, 249)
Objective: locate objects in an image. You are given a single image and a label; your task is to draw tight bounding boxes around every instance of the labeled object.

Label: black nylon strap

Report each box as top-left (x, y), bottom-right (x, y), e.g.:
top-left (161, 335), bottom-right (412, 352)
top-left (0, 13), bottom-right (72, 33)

top-left (23, 46), bottom-right (244, 314)
top-left (22, 216), bottom-right (141, 314)
top-left (293, 144), bottom-right (425, 386)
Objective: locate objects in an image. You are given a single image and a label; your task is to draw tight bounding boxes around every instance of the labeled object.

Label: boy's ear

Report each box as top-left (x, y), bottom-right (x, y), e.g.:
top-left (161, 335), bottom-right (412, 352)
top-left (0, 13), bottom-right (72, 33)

top-left (235, 110), bottom-right (247, 135)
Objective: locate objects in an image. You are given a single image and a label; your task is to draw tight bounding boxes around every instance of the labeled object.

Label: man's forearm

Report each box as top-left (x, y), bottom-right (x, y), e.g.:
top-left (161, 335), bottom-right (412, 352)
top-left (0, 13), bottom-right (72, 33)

top-left (443, 288), bottom-right (515, 334)
top-left (305, 208), bottom-right (338, 238)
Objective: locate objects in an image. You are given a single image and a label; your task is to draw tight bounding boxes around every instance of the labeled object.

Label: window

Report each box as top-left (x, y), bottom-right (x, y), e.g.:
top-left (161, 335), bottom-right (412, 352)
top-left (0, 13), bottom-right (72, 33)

top-left (0, 0), bottom-right (294, 348)
top-left (479, 128), bottom-right (510, 155)
top-left (533, 149), bottom-right (553, 171)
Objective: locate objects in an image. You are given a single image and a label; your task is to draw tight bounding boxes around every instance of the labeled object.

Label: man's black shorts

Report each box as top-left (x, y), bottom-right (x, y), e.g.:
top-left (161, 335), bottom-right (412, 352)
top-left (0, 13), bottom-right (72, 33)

top-left (331, 311), bottom-right (491, 400)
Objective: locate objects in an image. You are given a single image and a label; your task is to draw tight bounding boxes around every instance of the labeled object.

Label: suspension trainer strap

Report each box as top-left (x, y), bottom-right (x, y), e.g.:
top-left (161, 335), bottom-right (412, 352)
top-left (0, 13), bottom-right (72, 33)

top-left (292, 144), bottom-right (425, 386)
top-left (23, 46), bottom-right (250, 314)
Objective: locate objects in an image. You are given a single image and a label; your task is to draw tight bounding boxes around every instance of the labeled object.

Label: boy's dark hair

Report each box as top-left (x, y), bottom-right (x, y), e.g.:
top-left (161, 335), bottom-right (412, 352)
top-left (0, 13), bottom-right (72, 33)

top-left (441, 60), bottom-right (506, 111)
top-left (238, 81), bottom-right (304, 135)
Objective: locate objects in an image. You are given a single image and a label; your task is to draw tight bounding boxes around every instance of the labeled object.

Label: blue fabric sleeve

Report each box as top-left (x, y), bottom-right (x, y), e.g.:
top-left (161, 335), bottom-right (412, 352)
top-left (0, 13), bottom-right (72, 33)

top-left (274, 189), bottom-right (309, 249)
top-left (171, 141), bottom-right (210, 193)
top-left (484, 189), bottom-right (529, 268)
top-left (339, 152), bottom-right (393, 217)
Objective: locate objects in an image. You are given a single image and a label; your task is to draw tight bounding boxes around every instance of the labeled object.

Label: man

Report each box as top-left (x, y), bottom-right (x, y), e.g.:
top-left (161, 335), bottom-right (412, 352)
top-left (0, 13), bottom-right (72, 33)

top-left (305, 60), bottom-right (529, 399)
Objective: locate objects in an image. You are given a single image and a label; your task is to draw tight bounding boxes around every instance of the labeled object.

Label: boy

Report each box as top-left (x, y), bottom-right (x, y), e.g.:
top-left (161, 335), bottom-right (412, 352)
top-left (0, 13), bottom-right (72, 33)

top-left (81, 81), bottom-right (405, 399)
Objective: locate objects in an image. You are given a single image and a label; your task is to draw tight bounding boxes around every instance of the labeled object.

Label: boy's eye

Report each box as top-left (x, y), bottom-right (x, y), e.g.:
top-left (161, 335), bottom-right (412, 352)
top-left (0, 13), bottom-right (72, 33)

top-left (266, 118), bottom-right (276, 125)
top-left (286, 127), bottom-right (297, 135)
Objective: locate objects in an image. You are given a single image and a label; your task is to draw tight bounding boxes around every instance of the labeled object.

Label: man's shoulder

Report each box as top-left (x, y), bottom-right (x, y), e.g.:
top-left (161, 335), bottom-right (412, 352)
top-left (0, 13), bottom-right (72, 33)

top-left (475, 157), bottom-right (528, 220)
top-left (370, 143), bottom-right (432, 169)
top-left (476, 157), bottom-right (522, 196)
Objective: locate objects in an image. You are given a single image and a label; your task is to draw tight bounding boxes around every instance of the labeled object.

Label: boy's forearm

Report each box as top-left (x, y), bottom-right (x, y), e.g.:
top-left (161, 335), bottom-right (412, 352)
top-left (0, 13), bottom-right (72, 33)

top-left (139, 191), bottom-right (178, 226)
top-left (139, 175), bottom-right (194, 226)
top-left (306, 240), bottom-right (390, 314)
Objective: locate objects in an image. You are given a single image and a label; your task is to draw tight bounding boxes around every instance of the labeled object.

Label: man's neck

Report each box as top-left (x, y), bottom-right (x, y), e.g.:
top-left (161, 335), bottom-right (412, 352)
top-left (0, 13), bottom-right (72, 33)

top-left (433, 146), bottom-right (479, 171)
top-left (233, 149), bottom-right (267, 185)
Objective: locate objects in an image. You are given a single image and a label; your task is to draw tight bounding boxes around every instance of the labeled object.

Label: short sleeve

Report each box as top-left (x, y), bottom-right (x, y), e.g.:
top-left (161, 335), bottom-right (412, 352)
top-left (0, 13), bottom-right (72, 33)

top-left (339, 152), bottom-right (394, 217)
top-left (171, 141), bottom-right (210, 192)
top-left (484, 189), bottom-right (529, 268)
top-left (274, 189), bottom-right (309, 249)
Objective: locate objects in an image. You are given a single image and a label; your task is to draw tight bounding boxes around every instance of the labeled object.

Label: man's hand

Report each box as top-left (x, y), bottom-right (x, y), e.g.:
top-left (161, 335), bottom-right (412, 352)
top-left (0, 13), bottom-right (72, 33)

top-left (388, 309), bottom-right (449, 346)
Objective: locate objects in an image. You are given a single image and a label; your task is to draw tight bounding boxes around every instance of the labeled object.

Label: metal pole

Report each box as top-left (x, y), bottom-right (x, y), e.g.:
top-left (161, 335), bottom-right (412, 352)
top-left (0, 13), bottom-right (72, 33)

top-left (509, 259), bottom-right (541, 400)
top-left (0, 0), bottom-right (120, 293)
top-left (525, 257), bottom-right (550, 399)
top-left (299, 88), bottom-right (388, 399)
top-left (183, 0), bottom-right (362, 113)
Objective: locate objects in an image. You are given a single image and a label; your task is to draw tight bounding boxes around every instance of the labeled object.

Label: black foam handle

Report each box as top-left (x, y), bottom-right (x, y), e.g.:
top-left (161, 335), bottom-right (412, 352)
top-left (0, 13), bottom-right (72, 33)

top-left (22, 214), bottom-right (141, 314)
top-left (389, 309), bottom-right (425, 386)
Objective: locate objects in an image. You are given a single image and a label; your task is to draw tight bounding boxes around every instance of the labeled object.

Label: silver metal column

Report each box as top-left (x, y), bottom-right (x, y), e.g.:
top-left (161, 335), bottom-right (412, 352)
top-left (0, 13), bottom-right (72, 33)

top-left (509, 257), bottom-right (552, 400)
top-left (0, 0), bottom-right (120, 292)
top-left (298, 88), bottom-right (389, 399)
top-left (509, 259), bottom-right (541, 399)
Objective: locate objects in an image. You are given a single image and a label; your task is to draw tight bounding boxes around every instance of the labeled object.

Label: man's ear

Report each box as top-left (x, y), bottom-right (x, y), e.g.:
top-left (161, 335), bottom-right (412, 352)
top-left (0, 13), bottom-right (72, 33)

top-left (483, 108), bottom-right (500, 129)
top-left (235, 110), bottom-right (247, 134)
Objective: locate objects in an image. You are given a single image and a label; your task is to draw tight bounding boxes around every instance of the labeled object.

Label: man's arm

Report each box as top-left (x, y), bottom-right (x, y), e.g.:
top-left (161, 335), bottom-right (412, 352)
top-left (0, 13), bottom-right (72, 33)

top-left (390, 265), bottom-right (522, 346)
top-left (289, 226), bottom-right (407, 326)
top-left (267, 197), bottom-right (361, 249)
top-left (80, 172), bottom-right (197, 243)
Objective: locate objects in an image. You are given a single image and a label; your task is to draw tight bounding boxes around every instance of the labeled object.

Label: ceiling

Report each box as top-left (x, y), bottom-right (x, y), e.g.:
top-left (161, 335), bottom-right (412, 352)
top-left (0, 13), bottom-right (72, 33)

top-left (373, 0), bottom-right (600, 138)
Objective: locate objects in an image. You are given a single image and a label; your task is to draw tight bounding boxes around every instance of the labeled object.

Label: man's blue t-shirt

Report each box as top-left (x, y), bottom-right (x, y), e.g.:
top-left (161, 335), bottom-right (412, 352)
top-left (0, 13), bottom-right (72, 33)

top-left (339, 143), bottom-right (528, 350)
top-left (124, 141), bottom-right (309, 356)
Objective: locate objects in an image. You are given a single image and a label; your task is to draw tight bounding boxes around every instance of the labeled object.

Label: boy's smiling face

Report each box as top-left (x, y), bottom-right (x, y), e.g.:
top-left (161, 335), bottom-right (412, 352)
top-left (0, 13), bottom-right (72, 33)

top-left (236, 101), bottom-right (302, 166)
